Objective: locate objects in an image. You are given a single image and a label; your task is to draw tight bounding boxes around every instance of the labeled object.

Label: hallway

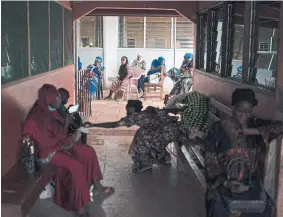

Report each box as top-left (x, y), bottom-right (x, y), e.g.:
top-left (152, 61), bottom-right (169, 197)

top-left (30, 99), bottom-right (205, 217)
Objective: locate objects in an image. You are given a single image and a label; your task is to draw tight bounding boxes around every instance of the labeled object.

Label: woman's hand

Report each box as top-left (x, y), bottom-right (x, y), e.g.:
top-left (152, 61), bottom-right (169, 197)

top-left (84, 122), bottom-right (93, 128)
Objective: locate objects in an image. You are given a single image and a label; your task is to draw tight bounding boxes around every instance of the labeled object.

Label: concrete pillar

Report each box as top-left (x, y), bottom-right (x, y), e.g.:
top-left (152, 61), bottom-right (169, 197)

top-left (103, 16), bottom-right (119, 88)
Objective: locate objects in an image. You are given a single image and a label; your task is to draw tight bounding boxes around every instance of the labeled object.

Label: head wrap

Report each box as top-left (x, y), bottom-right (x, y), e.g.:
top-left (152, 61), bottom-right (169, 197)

top-left (158, 56), bottom-right (165, 65)
top-left (232, 88), bottom-right (258, 106)
top-left (167, 67), bottom-right (181, 82)
top-left (118, 56), bottom-right (129, 80)
top-left (237, 65), bottom-right (243, 73)
top-left (38, 84), bottom-right (59, 107)
top-left (184, 53), bottom-right (193, 60)
top-left (137, 53), bottom-right (142, 58)
top-left (95, 56), bottom-right (103, 63)
top-left (126, 100), bottom-right (143, 113)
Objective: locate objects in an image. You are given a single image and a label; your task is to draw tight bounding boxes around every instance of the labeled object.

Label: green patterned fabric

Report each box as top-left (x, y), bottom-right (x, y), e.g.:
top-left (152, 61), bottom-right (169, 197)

top-left (181, 91), bottom-right (211, 133)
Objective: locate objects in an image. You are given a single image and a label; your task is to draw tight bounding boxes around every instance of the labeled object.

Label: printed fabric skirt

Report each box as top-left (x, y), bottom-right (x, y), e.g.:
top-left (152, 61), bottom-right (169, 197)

top-left (110, 78), bottom-right (130, 93)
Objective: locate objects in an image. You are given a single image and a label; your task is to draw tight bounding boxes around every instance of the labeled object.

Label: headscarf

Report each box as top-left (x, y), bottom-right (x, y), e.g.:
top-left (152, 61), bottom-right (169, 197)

top-left (137, 53), bottom-right (142, 58)
top-left (184, 53), bottom-right (193, 60)
top-left (118, 56), bottom-right (129, 80)
top-left (167, 67), bottom-right (181, 82)
top-left (26, 84), bottom-right (59, 120)
top-left (126, 100), bottom-right (143, 113)
top-left (38, 84), bottom-right (59, 107)
top-left (158, 56), bottom-right (165, 65)
top-left (95, 56), bottom-right (103, 63)
top-left (181, 91), bottom-right (211, 137)
top-left (232, 88), bottom-right (258, 107)
top-left (237, 65), bottom-right (243, 73)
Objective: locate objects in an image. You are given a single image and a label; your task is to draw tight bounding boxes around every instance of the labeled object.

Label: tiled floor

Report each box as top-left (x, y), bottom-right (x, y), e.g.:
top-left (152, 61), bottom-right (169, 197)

top-left (29, 96), bottom-right (206, 217)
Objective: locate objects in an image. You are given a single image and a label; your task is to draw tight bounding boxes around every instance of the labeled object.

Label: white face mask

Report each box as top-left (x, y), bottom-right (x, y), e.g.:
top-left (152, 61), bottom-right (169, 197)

top-left (48, 105), bottom-right (57, 111)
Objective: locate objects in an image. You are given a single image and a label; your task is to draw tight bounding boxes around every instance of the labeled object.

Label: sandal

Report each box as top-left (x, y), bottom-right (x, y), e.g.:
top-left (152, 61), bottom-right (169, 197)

top-left (132, 164), bottom-right (152, 173)
top-left (93, 186), bottom-right (115, 196)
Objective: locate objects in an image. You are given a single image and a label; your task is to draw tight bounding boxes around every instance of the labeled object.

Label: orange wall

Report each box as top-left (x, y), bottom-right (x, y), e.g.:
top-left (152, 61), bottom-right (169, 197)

top-left (193, 71), bottom-right (277, 120)
top-left (1, 65), bottom-right (75, 177)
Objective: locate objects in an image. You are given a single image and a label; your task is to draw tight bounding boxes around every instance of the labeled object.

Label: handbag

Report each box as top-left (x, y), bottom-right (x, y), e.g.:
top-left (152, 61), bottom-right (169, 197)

top-left (21, 136), bottom-right (38, 174)
top-left (221, 157), bottom-right (267, 213)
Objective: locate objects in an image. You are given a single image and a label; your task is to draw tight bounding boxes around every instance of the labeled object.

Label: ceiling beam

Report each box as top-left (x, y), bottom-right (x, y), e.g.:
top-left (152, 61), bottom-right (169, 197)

top-left (88, 8), bottom-right (180, 17)
top-left (73, 1), bottom-right (197, 23)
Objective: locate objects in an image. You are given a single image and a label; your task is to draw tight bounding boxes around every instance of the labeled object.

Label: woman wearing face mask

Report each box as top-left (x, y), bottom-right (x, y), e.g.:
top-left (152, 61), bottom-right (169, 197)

top-left (105, 56), bottom-right (133, 101)
top-left (23, 84), bottom-right (114, 217)
top-left (205, 88), bottom-right (283, 217)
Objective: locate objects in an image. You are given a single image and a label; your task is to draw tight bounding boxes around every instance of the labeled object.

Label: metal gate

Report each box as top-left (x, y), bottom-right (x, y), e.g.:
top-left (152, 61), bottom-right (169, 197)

top-left (75, 69), bottom-right (92, 117)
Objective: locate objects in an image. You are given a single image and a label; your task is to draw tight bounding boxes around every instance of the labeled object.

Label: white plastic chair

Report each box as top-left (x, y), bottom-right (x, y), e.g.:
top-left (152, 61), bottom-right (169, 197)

top-left (124, 67), bottom-right (143, 100)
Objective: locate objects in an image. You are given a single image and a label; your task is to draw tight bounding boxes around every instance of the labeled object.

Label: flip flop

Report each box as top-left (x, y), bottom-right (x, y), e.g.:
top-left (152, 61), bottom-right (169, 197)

top-left (93, 186), bottom-right (115, 196)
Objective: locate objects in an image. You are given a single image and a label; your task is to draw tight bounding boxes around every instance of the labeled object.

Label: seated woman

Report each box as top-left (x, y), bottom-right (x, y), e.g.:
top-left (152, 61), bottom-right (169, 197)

top-left (23, 84), bottom-right (114, 217)
top-left (105, 56), bottom-right (132, 101)
top-left (166, 53), bottom-right (193, 99)
top-left (137, 57), bottom-right (166, 98)
top-left (180, 52), bottom-right (193, 76)
top-left (132, 53), bottom-right (147, 95)
top-left (84, 100), bottom-right (186, 173)
top-left (205, 88), bottom-right (283, 217)
top-left (87, 56), bottom-right (104, 100)
top-left (58, 88), bottom-right (87, 144)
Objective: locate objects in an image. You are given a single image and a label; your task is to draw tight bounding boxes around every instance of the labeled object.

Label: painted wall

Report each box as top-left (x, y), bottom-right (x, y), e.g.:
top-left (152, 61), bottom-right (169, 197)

top-left (78, 48), bottom-right (104, 69)
top-left (193, 71), bottom-right (276, 120)
top-left (1, 65), bottom-right (75, 177)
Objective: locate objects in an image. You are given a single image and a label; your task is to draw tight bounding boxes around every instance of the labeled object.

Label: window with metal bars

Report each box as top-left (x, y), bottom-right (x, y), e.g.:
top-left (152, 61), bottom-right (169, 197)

top-left (1, 1), bottom-right (73, 85)
top-left (173, 17), bottom-right (194, 49)
top-left (249, 1), bottom-right (280, 89)
top-left (211, 8), bottom-right (224, 74)
top-left (118, 16), bottom-right (144, 48)
top-left (80, 16), bottom-right (103, 48)
top-left (146, 17), bottom-right (171, 49)
top-left (198, 14), bottom-right (208, 70)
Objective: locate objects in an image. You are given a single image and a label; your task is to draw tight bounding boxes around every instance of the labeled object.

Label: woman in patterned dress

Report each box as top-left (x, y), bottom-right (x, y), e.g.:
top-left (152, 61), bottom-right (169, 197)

top-left (205, 88), bottom-right (283, 217)
top-left (104, 56), bottom-right (133, 101)
top-left (164, 53), bottom-right (193, 105)
top-left (84, 100), bottom-right (187, 173)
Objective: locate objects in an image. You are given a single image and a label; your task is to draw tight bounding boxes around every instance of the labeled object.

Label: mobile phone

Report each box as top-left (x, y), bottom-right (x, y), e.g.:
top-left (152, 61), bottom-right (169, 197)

top-left (68, 104), bottom-right (79, 113)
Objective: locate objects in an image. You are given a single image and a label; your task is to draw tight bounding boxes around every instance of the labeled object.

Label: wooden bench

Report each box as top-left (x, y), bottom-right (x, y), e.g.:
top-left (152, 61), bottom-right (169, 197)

top-left (1, 138), bottom-right (56, 217)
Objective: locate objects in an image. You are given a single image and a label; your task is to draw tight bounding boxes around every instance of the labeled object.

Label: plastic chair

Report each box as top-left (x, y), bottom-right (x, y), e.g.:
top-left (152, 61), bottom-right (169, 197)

top-left (124, 67), bottom-right (143, 100)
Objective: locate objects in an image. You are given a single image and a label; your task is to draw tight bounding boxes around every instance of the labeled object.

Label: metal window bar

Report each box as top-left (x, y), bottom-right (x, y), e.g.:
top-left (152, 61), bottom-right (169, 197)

top-left (206, 11), bottom-right (213, 71)
top-left (195, 14), bottom-right (201, 69)
top-left (223, 3), bottom-right (234, 77)
top-left (210, 10), bottom-right (217, 72)
top-left (76, 69), bottom-right (92, 117)
top-left (247, 1), bottom-right (259, 84)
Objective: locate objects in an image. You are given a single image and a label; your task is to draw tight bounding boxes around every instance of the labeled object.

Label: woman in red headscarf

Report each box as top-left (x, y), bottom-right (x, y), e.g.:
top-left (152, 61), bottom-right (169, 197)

top-left (23, 84), bottom-right (114, 217)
